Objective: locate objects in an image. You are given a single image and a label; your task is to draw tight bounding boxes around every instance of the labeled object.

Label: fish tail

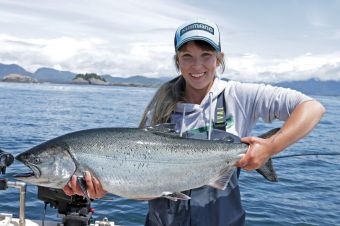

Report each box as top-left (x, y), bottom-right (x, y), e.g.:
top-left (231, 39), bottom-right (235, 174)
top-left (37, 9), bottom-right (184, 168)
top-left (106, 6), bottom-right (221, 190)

top-left (255, 128), bottom-right (280, 182)
top-left (258, 128), bottom-right (281, 139)
top-left (256, 158), bottom-right (278, 182)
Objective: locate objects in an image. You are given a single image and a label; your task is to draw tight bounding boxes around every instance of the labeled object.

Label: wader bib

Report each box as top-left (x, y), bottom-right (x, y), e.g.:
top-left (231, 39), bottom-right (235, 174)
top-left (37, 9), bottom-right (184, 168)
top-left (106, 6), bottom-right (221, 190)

top-left (145, 91), bottom-right (246, 226)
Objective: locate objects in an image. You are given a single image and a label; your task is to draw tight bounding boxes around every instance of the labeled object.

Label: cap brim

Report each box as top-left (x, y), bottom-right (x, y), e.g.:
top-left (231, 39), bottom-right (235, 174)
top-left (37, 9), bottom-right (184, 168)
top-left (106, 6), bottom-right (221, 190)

top-left (176, 36), bottom-right (220, 52)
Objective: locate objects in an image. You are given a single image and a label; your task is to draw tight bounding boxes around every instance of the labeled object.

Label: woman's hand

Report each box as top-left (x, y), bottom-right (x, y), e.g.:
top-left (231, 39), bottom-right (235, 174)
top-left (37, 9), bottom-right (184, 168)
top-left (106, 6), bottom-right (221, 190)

top-left (63, 171), bottom-right (107, 199)
top-left (237, 136), bottom-right (275, 171)
top-left (237, 100), bottom-right (325, 171)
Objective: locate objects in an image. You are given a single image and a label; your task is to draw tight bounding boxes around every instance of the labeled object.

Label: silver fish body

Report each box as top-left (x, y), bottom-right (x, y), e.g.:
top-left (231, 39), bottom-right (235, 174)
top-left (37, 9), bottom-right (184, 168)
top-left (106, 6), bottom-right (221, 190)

top-left (15, 127), bottom-right (276, 200)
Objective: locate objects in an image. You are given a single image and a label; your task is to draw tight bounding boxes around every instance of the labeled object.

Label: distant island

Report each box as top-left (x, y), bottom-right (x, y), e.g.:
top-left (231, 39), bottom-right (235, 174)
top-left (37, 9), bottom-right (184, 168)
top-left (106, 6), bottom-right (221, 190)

top-left (0, 63), bottom-right (168, 88)
top-left (2, 73), bottom-right (38, 83)
top-left (1, 63), bottom-right (339, 96)
top-left (72, 73), bottom-right (108, 85)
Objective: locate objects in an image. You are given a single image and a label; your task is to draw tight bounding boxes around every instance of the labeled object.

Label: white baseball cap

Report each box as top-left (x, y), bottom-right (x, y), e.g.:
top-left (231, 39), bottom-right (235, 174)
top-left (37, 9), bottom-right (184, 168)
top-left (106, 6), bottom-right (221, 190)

top-left (174, 18), bottom-right (221, 52)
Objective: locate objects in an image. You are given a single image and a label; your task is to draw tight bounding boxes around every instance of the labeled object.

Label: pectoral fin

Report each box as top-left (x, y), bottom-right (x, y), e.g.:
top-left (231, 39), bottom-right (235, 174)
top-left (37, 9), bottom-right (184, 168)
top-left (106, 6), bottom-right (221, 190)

top-left (76, 176), bottom-right (92, 202)
top-left (207, 166), bottom-right (234, 190)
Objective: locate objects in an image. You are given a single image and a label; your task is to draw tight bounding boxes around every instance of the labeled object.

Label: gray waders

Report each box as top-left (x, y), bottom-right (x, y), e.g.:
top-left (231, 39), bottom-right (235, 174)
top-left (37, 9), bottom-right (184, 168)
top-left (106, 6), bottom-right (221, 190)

top-left (144, 91), bottom-right (246, 226)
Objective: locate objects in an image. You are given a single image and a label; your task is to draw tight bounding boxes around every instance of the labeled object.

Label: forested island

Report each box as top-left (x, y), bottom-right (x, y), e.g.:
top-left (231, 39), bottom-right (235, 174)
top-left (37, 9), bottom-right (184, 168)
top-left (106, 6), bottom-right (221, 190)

top-left (72, 73), bottom-right (108, 85)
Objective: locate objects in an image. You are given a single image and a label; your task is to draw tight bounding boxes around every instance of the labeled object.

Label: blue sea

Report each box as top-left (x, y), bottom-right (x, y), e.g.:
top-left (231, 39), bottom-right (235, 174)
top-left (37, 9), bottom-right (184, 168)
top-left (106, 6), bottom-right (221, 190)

top-left (0, 82), bottom-right (339, 226)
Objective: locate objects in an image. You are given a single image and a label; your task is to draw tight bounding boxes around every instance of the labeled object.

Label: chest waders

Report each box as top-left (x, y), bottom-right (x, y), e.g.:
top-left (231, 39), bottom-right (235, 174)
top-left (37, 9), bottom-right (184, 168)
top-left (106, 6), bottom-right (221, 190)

top-left (145, 91), bottom-right (245, 226)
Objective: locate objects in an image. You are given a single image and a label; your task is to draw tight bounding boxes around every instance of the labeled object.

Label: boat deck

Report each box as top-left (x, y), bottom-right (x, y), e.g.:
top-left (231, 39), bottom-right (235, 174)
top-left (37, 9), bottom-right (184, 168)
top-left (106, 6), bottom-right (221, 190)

top-left (0, 213), bottom-right (116, 226)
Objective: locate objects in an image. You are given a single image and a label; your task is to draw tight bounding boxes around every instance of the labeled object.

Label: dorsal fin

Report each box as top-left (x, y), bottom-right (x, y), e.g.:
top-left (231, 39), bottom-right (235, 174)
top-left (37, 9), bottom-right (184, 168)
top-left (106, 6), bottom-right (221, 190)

top-left (146, 123), bottom-right (177, 133)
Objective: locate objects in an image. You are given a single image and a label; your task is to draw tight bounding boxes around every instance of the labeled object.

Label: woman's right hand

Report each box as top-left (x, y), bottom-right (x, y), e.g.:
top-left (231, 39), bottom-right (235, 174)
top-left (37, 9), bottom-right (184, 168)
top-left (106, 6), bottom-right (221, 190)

top-left (63, 171), bottom-right (107, 199)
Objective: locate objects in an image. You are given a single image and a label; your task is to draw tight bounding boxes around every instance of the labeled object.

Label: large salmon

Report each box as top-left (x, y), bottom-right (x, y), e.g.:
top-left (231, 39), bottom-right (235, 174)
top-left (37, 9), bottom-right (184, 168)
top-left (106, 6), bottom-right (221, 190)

top-left (15, 126), bottom-right (278, 201)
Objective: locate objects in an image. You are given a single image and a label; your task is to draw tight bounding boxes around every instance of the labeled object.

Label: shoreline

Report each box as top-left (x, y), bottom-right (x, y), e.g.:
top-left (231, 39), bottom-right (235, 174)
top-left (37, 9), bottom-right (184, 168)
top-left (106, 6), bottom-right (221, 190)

top-left (0, 80), bottom-right (161, 88)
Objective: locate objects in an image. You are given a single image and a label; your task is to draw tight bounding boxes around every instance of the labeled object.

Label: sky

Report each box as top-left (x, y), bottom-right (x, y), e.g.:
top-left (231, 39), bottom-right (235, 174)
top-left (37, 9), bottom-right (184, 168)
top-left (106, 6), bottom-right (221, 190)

top-left (0, 0), bottom-right (340, 82)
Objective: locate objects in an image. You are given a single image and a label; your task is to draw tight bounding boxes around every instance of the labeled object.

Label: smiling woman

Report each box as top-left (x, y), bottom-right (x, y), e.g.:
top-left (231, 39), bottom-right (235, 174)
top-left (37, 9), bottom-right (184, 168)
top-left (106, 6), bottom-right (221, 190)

top-left (176, 41), bottom-right (224, 104)
top-left (137, 18), bottom-right (325, 226)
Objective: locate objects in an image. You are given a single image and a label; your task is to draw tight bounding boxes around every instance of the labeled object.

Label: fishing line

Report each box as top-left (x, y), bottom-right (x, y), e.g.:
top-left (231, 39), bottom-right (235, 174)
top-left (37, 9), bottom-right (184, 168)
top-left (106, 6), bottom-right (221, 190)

top-left (42, 202), bottom-right (47, 226)
top-left (273, 152), bottom-right (340, 159)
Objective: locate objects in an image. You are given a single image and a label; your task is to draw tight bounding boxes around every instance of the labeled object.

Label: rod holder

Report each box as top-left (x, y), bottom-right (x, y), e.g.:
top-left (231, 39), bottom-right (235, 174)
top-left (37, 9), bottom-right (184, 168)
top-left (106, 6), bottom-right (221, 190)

top-left (7, 181), bottom-right (26, 226)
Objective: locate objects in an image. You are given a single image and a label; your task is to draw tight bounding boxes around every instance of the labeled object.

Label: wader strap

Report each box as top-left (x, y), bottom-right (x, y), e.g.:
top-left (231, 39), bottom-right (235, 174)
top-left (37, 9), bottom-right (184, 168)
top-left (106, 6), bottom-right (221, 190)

top-left (213, 90), bottom-right (241, 178)
top-left (213, 90), bottom-right (227, 131)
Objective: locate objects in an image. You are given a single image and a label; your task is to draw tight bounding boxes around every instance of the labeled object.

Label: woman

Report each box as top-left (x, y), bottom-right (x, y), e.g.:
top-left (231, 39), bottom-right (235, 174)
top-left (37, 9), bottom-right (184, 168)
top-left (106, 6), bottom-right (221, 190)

top-left (64, 19), bottom-right (325, 226)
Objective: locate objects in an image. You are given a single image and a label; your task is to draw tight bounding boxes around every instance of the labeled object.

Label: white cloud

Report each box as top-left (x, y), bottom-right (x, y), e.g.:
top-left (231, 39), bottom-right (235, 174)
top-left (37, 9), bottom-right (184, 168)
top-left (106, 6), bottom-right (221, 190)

top-left (1, 0), bottom-right (340, 81)
top-left (0, 0), bottom-right (203, 76)
top-left (2, 33), bottom-right (340, 81)
top-left (0, 34), bottom-right (177, 76)
top-left (224, 52), bottom-right (340, 82)
top-left (41, 37), bottom-right (103, 62)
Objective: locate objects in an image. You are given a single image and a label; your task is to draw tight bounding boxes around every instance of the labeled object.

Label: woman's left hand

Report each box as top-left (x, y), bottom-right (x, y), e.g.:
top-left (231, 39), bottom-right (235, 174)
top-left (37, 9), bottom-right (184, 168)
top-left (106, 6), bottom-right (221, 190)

top-left (237, 100), bottom-right (325, 171)
top-left (236, 136), bottom-right (275, 171)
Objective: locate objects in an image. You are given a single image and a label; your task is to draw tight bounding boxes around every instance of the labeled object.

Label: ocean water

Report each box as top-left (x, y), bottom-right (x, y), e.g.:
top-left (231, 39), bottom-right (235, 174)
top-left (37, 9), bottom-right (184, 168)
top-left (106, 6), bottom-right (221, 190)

top-left (0, 82), bottom-right (339, 226)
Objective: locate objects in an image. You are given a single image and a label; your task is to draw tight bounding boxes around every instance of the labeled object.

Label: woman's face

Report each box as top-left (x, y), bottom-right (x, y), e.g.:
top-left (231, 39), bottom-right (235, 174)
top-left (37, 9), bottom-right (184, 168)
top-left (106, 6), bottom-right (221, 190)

top-left (177, 41), bottom-right (219, 96)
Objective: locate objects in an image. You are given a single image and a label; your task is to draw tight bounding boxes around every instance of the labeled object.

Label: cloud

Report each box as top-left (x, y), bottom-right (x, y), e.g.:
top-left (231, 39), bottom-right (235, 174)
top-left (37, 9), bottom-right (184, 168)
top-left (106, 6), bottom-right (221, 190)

top-left (0, 34), bottom-right (177, 76)
top-left (1, 0), bottom-right (340, 81)
top-left (224, 52), bottom-right (340, 82)
top-left (2, 33), bottom-right (340, 82)
top-left (0, 0), bottom-right (208, 76)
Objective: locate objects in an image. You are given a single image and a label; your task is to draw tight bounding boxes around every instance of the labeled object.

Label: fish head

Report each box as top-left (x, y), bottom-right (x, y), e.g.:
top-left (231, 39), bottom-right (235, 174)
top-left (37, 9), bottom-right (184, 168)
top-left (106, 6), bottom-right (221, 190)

top-left (14, 140), bottom-right (76, 189)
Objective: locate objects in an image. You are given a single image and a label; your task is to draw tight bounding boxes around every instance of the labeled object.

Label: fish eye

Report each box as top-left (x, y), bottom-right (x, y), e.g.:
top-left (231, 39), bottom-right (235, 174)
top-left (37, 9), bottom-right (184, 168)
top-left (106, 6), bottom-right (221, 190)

top-left (33, 157), bottom-right (41, 164)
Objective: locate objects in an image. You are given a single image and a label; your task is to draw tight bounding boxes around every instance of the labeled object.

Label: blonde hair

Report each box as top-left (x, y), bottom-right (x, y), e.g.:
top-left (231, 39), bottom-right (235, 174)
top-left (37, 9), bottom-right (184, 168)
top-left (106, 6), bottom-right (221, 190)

top-left (139, 40), bottom-right (225, 128)
top-left (139, 76), bottom-right (185, 127)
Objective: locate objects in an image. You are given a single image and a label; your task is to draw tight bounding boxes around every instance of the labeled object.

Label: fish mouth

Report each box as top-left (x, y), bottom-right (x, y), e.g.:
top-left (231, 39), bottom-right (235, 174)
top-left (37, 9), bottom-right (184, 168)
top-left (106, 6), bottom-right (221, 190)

top-left (14, 172), bottom-right (35, 178)
top-left (15, 152), bottom-right (42, 179)
top-left (14, 163), bottom-right (41, 179)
